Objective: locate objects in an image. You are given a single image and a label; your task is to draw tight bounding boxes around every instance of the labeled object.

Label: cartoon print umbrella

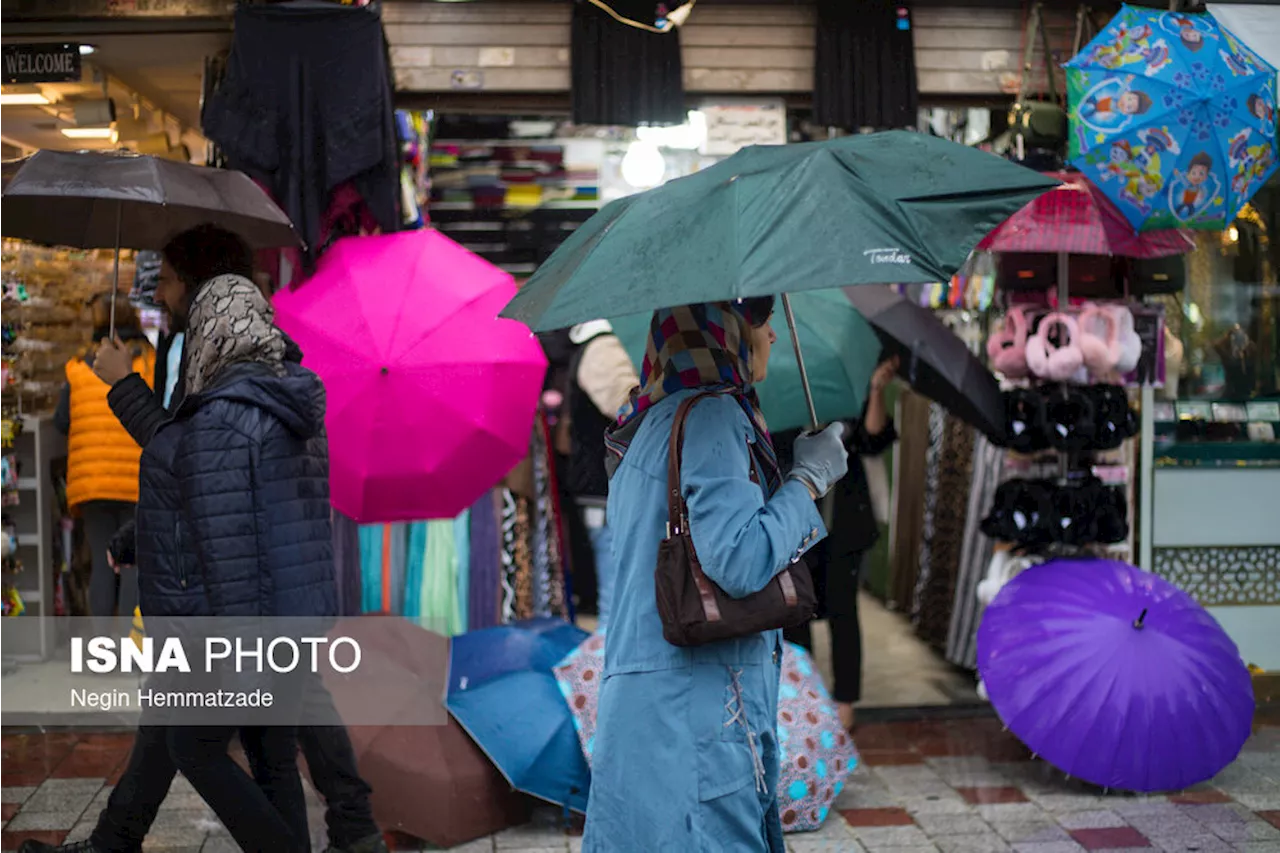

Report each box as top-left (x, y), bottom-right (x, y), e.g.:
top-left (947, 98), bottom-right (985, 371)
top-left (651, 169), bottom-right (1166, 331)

top-left (1066, 5), bottom-right (1278, 231)
top-left (273, 229), bottom-right (548, 523)
top-left (553, 634), bottom-right (858, 833)
top-left (977, 558), bottom-right (1254, 792)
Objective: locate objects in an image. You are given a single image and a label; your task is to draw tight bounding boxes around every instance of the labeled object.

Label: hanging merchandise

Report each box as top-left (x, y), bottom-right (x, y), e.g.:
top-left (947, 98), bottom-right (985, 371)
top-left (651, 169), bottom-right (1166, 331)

top-left (201, 1), bottom-right (402, 270)
top-left (1066, 5), bottom-right (1278, 231)
top-left (571, 0), bottom-right (687, 127)
top-left (2, 585), bottom-right (24, 617)
top-left (395, 110), bottom-right (425, 230)
top-left (130, 251), bottom-right (162, 308)
top-left (1, 455), bottom-right (17, 492)
top-left (989, 302), bottom-right (1164, 387)
top-left (813, 0), bottom-right (919, 131)
top-left (1003, 2), bottom-right (1068, 169)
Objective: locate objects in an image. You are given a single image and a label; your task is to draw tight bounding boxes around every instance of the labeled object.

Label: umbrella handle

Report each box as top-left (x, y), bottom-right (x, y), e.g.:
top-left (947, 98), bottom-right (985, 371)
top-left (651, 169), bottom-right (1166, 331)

top-left (780, 293), bottom-right (820, 431)
top-left (109, 202), bottom-right (122, 340)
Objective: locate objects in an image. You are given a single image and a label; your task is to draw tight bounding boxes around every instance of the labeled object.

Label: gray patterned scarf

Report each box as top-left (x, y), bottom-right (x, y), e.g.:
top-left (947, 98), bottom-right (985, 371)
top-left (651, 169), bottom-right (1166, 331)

top-left (184, 275), bottom-right (286, 396)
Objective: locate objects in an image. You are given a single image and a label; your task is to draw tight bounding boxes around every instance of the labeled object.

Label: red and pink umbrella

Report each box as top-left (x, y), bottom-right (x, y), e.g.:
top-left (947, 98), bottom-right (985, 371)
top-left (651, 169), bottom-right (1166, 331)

top-left (978, 172), bottom-right (1194, 259)
top-left (274, 229), bottom-right (547, 523)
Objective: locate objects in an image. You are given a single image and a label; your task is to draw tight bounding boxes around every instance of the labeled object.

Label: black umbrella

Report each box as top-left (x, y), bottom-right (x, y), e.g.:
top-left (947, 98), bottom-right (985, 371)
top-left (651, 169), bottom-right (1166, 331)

top-left (842, 285), bottom-right (1006, 444)
top-left (2, 150), bottom-right (299, 333)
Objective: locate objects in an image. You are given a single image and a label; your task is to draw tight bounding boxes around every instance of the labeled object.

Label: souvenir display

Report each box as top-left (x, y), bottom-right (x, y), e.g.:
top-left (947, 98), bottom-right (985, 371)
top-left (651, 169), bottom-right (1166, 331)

top-left (989, 302), bottom-right (1163, 386)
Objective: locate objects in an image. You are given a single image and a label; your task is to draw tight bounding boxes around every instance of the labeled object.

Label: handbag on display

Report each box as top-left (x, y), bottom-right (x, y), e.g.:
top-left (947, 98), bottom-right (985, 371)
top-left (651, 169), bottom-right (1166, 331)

top-left (1127, 255), bottom-right (1186, 295)
top-left (996, 253), bottom-right (1118, 297)
top-left (655, 392), bottom-right (818, 647)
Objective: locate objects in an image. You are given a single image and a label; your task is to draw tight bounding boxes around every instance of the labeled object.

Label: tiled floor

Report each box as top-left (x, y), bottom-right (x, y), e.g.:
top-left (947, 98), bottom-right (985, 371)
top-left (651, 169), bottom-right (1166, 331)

top-left (4, 718), bottom-right (1279, 852)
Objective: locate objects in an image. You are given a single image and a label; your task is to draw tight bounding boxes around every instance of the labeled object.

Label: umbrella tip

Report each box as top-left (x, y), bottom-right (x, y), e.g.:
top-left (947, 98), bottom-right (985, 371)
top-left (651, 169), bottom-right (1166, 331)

top-left (380, 366), bottom-right (389, 376)
top-left (1133, 608), bottom-right (1149, 630)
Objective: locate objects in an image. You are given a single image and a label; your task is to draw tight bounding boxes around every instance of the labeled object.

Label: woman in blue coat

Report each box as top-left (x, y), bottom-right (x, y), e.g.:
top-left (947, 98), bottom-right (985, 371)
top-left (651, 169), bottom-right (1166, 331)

top-left (135, 274), bottom-right (336, 853)
top-left (584, 299), bottom-right (849, 852)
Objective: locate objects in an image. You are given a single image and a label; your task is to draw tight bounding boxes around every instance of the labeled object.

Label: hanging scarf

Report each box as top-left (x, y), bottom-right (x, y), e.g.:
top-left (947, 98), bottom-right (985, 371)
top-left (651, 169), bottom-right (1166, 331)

top-left (184, 275), bottom-right (287, 396)
top-left (605, 301), bottom-right (781, 493)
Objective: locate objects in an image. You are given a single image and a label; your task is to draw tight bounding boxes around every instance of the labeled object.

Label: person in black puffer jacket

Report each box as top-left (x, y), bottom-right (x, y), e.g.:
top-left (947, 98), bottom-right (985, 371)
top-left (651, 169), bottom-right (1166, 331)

top-left (139, 274), bottom-right (332, 853)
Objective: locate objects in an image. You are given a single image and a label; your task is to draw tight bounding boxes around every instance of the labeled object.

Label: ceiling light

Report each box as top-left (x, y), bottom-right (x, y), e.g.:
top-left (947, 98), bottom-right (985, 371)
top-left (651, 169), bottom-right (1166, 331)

top-left (61, 126), bottom-right (117, 140)
top-left (79, 45), bottom-right (96, 55)
top-left (0, 93), bottom-right (51, 106)
top-left (621, 141), bottom-right (666, 189)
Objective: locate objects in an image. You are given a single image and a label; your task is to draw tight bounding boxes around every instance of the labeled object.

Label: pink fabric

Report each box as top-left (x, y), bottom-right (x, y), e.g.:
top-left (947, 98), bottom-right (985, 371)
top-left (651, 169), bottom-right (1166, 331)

top-left (272, 229), bottom-right (547, 523)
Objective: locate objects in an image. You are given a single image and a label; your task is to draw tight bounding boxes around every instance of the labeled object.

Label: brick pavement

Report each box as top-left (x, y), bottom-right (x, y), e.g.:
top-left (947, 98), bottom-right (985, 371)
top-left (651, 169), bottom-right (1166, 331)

top-left (3, 718), bottom-right (1279, 852)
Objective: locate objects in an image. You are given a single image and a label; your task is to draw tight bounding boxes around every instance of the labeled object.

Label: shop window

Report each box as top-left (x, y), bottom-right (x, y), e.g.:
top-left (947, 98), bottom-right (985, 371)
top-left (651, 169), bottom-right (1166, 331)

top-left (1150, 172), bottom-right (1280, 465)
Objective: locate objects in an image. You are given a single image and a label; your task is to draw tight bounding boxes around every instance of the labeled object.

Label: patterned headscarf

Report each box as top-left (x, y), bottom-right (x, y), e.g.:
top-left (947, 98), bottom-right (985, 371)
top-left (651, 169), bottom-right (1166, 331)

top-left (606, 301), bottom-right (780, 493)
top-left (184, 275), bottom-right (287, 396)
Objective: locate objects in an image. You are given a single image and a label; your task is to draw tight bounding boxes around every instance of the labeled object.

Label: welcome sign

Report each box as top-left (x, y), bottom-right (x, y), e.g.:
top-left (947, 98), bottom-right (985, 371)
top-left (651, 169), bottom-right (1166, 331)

top-left (3, 43), bottom-right (82, 84)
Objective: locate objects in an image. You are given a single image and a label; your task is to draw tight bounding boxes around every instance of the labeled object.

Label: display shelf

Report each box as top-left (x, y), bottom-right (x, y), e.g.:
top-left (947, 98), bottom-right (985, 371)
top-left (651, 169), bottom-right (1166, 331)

top-left (1, 415), bottom-right (64, 661)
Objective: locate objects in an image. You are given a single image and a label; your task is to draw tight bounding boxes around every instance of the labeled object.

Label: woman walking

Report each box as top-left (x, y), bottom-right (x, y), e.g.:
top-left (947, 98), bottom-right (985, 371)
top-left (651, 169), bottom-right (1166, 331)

top-left (55, 294), bottom-right (155, 627)
top-left (134, 274), bottom-right (336, 852)
top-left (584, 299), bottom-right (848, 852)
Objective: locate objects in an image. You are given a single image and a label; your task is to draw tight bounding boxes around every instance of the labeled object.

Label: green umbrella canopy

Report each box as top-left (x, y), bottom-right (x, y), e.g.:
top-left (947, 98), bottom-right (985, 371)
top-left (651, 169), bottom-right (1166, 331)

top-left (503, 130), bottom-right (1059, 332)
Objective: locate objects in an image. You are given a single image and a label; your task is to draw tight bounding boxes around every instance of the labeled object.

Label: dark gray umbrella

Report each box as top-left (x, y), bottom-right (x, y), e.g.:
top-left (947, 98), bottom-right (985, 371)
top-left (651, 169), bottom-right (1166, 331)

top-left (842, 285), bottom-right (1006, 444)
top-left (1, 150), bottom-right (298, 251)
top-left (2, 150), bottom-right (299, 333)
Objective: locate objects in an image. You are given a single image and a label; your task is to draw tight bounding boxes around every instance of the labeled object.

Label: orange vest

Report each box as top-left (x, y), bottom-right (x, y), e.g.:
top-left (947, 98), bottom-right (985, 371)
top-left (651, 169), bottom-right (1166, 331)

top-left (65, 349), bottom-right (156, 510)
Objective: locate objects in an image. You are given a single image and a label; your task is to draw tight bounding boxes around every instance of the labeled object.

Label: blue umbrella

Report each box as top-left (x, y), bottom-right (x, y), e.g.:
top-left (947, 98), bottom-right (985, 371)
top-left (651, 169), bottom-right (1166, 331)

top-left (1066, 4), bottom-right (1278, 231)
top-left (446, 619), bottom-right (592, 812)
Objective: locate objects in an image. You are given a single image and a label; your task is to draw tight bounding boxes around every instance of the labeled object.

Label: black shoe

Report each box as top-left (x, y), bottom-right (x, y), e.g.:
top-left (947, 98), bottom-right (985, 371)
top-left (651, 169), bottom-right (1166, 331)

top-left (325, 833), bottom-right (390, 853)
top-left (18, 841), bottom-right (109, 853)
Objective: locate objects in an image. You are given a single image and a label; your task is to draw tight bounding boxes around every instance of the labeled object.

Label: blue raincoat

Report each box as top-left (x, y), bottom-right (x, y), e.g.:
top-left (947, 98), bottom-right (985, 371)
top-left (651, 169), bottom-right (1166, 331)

top-left (583, 389), bottom-right (826, 852)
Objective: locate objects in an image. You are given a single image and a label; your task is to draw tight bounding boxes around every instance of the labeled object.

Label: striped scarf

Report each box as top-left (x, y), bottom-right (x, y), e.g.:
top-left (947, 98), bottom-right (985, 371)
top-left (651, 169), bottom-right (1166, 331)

top-left (605, 302), bottom-right (781, 493)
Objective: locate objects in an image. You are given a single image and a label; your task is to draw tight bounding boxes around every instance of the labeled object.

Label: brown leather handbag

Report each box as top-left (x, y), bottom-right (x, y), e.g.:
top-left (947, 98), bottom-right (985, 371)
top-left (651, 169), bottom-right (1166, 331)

top-left (655, 392), bottom-right (818, 647)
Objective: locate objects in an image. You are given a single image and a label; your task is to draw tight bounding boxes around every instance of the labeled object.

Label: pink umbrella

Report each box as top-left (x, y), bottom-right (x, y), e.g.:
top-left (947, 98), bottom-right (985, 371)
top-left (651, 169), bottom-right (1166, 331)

top-left (274, 229), bottom-right (547, 523)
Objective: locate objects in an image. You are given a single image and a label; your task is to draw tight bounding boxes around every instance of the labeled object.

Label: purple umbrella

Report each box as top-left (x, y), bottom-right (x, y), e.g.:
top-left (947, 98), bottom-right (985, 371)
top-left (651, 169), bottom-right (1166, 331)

top-left (977, 558), bottom-right (1254, 792)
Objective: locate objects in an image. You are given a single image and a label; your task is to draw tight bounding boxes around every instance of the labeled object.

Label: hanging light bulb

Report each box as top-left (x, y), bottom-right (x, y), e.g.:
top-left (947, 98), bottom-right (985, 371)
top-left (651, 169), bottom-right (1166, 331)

top-left (620, 140), bottom-right (666, 189)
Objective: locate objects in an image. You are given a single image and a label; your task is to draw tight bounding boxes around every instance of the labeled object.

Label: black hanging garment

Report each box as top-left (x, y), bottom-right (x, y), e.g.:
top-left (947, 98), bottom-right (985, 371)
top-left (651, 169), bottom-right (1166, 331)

top-left (813, 0), bottom-right (919, 131)
top-left (571, 0), bottom-right (687, 127)
top-left (201, 1), bottom-right (401, 268)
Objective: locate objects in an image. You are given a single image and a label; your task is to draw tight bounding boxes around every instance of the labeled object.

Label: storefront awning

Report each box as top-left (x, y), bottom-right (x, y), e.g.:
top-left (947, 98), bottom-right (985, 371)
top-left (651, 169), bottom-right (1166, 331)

top-left (1208, 4), bottom-right (1280, 70)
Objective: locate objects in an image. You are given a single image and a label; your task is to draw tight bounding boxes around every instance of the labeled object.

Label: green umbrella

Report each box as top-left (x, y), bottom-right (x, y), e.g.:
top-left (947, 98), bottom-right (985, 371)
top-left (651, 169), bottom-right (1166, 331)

top-left (502, 130), bottom-right (1057, 426)
top-left (609, 288), bottom-right (883, 433)
top-left (502, 131), bottom-right (1058, 332)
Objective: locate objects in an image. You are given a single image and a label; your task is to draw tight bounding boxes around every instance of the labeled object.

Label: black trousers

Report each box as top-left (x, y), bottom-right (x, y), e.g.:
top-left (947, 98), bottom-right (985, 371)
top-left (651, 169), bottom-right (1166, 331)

top-left (167, 725), bottom-right (306, 852)
top-left (92, 679), bottom-right (377, 851)
top-left (783, 546), bottom-right (865, 704)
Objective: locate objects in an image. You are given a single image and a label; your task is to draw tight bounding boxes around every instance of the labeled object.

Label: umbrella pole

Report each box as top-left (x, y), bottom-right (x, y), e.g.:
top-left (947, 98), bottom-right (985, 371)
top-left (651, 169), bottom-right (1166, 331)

top-left (780, 293), bottom-right (819, 430)
top-left (780, 293), bottom-right (836, 528)
top-left (109, 202), bottom-right (122, 340)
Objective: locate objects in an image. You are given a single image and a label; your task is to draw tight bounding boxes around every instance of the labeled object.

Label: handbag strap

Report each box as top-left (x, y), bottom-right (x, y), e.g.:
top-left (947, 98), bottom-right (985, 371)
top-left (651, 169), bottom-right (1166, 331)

top-left (665, 391), bottom-right (801, 614)
top-left (667, 392), bottom-right (721, 535)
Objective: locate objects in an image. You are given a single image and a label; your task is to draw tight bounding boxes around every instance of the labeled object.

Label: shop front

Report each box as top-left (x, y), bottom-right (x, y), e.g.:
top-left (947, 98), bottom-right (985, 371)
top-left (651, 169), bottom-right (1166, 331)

top-left (1, 28), bottom-right (209, 658)
top-left (1140, 173), bottom-right (1280, 671)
